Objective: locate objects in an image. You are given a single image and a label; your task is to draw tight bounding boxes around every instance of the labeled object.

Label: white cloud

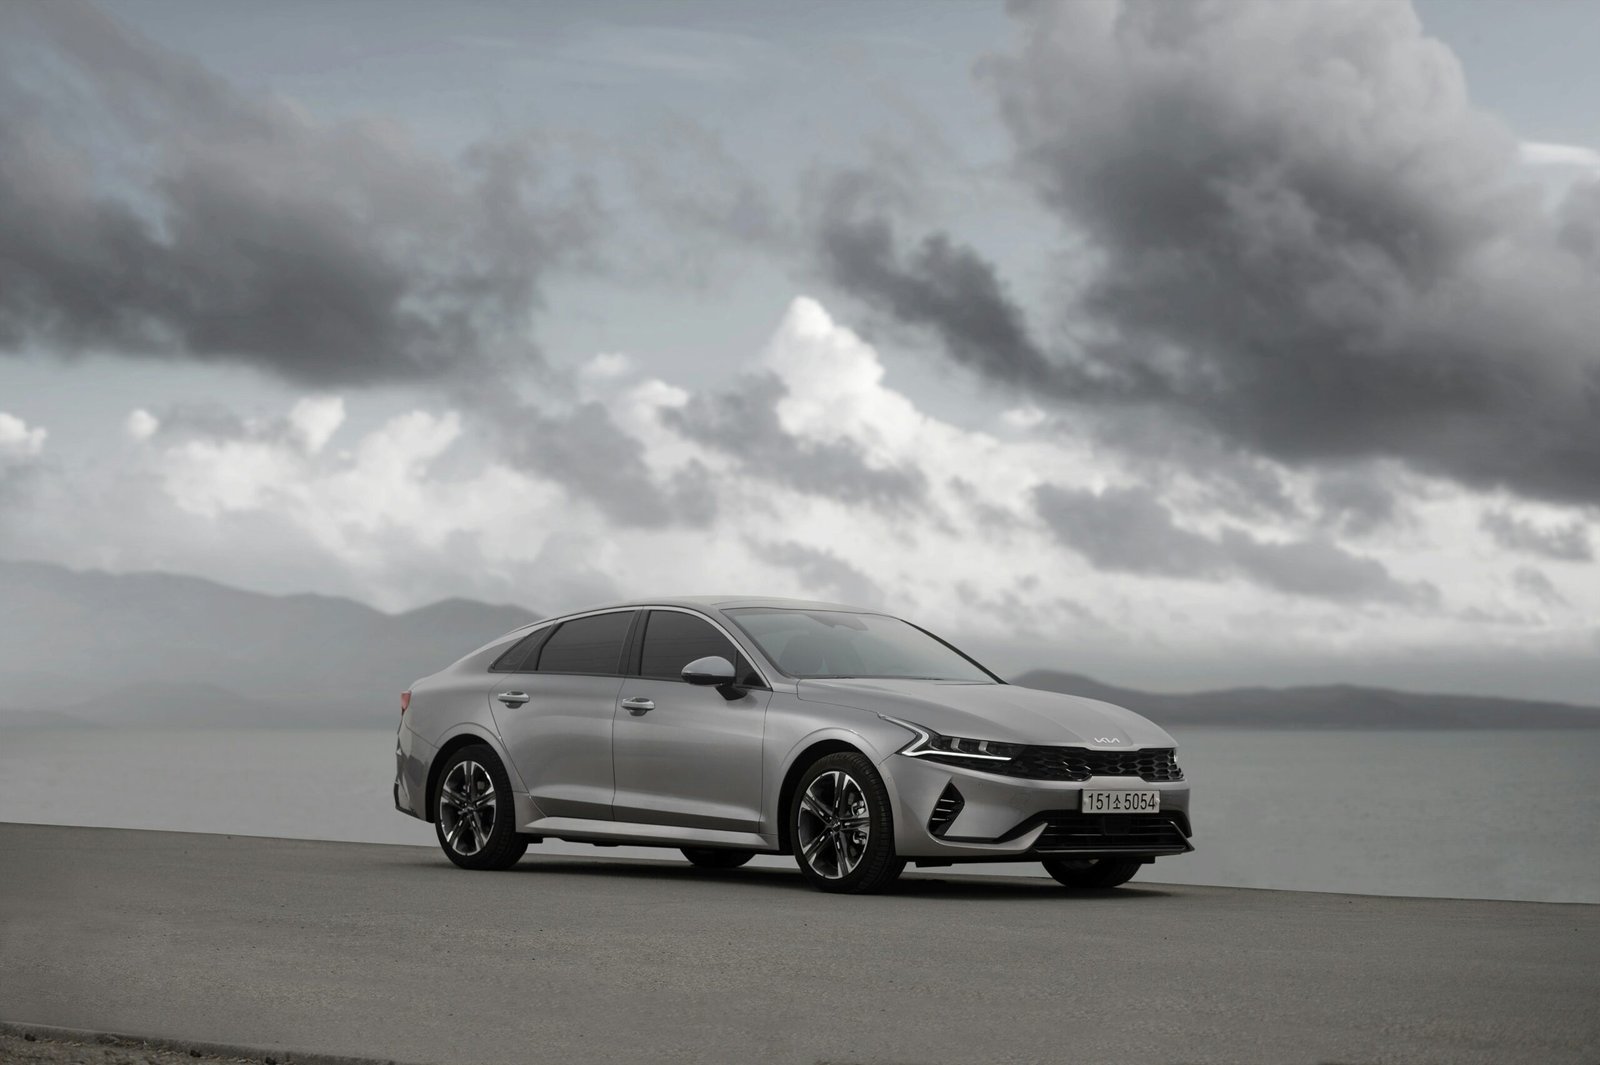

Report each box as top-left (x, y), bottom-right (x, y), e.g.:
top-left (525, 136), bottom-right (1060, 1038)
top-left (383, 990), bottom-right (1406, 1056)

top-left (287, 396), bottom-right (345, 454)
top-left (0, 300), bottom-right (1594, 692)
top-left (581, 353), bottom-right (634, 381)
top-left (0, 412), bottom-right (46, 460)
top-left (125, 409), bottom-right (160, 441)
top-left (1519, 141), bottom-right (1600, 171)
top-left (1001, 406), bottom-right (1047, 430)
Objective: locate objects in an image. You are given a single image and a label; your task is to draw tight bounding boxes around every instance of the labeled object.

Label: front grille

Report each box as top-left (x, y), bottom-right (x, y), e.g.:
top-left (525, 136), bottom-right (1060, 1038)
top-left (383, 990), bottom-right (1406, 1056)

top-left (1002, 746), bottom-right (1184, 783)
top-left (1029, 812), bottom-right (1192, 854)
top-left (927, 784), bottom-right (964, 837)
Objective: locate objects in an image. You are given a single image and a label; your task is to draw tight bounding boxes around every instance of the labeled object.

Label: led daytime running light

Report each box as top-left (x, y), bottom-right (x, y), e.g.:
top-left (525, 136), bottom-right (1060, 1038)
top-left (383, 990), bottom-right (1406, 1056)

top-left (880, 715), bottom-right (1018, 761)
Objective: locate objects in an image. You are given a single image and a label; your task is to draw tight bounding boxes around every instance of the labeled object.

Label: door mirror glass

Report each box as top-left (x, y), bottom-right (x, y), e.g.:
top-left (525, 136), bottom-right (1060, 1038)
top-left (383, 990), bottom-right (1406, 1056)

top-left (681, 655), bottom-right (736, 686)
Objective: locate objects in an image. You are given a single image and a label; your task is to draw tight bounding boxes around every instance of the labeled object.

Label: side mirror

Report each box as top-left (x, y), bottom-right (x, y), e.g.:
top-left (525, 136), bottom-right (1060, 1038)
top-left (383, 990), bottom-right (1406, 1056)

top-left (681, 655), bottom-right (743, 700)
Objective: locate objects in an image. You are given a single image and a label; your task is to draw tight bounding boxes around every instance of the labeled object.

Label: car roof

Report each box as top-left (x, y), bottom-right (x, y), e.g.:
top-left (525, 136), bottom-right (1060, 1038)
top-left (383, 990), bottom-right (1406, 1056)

top-left (490, 598), bottom-right (890, 643)
top-left (583, 595), bottom-right (872, 614)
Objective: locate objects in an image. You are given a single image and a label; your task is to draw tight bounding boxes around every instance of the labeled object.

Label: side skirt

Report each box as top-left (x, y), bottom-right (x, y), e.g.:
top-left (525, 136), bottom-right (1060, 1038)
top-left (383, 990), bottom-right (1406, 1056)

top-left (523, 816), bottom-right (777, 853)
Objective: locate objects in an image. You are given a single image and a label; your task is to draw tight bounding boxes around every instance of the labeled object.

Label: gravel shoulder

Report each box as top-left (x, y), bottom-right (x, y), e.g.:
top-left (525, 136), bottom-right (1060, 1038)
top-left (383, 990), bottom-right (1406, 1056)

top-left (1, 1027), bottom-right (279, 1065)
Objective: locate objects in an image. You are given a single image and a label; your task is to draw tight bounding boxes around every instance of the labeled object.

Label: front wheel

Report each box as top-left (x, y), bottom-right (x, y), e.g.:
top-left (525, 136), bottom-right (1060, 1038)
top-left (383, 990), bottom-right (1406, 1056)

top-left (433, 745), bottom-right (528, 871)
top-left (681, 847), bottom-right (754, 869)
top-left (1042, 857), bottom-right (1143, 889)
top-left (791, 751), bottom-right (903, 894)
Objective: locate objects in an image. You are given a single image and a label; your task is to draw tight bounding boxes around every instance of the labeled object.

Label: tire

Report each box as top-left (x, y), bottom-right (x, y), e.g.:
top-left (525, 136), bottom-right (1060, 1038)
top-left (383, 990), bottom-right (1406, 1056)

top-left (433, 744), bottom-right (528, 871)
top-left (1041, 857), bottom-right (1143, 889)
top-left (790, 751), bottom-right (904, 894)
top-left (681, 847), bottom-right (754, 869)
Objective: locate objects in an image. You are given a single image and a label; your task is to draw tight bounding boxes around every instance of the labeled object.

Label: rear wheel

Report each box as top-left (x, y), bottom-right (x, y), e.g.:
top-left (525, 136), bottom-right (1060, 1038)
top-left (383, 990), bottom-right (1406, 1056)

top-left (791, 751), bottom-right (903, 894)
top-left (434, 745), bottom-right (527, 871)
top-left (1042, 857), bottom-right (1143, 889)
top-left (681, 847), bottom-right (754, 869)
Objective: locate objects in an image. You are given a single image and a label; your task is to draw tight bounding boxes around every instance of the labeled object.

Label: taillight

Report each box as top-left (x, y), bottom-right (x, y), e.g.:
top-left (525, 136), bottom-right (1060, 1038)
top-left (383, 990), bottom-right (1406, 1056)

top-left (400, 690), bottom-right (411, 716)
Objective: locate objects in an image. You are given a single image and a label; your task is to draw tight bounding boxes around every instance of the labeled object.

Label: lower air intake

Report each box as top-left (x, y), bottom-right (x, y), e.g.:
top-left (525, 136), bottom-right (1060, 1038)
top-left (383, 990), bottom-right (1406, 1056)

top-left (1028, 812), bottom-right (1192, 855)
top-left (927, 783), bottom-right (965, 838)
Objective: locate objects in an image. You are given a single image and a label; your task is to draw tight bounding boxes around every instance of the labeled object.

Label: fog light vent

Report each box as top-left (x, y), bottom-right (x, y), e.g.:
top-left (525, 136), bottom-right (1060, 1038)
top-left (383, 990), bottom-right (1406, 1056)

top-left (927, 783), bottom-right (965, 838)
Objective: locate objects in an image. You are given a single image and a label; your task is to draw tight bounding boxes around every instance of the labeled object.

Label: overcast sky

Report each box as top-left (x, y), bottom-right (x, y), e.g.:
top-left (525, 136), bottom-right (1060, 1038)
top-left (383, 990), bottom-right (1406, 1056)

top-left (1, 0), bottom-right (1596, 702)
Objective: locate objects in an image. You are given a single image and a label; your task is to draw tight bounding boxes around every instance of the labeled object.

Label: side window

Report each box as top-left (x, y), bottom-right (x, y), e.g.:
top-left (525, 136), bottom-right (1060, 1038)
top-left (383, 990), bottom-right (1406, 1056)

top-left (638, 611), bottom-right (740, 679)
top-left (490, 628), bottom-right (549, 672)
top-left (534, 612), bottom-right (634, 675)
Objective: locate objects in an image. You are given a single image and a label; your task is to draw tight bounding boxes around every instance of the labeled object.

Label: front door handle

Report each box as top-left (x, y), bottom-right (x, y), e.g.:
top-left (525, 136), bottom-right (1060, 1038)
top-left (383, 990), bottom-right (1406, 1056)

top-left (497, 691), bottom-right (529, 707)
top-left (620, 696), bottom-right (655, 715)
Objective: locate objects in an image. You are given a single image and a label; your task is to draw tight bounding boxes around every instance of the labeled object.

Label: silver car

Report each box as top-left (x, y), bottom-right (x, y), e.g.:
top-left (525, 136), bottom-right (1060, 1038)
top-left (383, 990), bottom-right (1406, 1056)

top-left (394, 598), bottom-right (1192, 894)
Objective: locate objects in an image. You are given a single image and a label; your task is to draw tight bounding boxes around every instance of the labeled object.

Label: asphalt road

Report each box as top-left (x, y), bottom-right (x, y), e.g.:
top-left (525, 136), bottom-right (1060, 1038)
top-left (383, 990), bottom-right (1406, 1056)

top-left (2, 824), bottom-right (1597, 1065)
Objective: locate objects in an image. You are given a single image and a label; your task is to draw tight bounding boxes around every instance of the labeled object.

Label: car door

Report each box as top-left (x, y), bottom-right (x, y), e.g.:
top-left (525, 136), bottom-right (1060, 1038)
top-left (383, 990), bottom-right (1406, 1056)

top-left (488, 609), bottom-right (635, 822)
top-left (611, 608), bottom-right (770, 832)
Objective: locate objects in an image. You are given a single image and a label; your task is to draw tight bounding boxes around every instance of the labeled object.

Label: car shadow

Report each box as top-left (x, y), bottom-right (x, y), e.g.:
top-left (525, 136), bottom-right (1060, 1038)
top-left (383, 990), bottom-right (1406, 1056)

top-left (893, 875), bottom-right (1177, 900)
top-left (393, 852), bottom-right (1175, 900)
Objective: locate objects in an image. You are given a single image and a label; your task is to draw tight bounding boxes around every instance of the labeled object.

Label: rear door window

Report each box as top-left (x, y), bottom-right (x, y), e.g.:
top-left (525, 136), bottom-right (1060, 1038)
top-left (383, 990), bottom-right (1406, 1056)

top-left (534, 612), bottom-right (634, 675)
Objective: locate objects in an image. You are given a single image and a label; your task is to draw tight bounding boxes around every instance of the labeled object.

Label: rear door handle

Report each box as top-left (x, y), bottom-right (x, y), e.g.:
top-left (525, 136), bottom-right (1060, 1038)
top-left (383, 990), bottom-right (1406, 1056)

top-left (497, 691), bottom-right (529, 707)
top-left (620, 696), bottom-right (655, 715)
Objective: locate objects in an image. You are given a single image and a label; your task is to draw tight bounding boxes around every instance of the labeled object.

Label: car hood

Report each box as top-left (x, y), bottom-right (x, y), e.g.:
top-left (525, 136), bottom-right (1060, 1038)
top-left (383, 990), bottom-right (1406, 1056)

top-left (797, 678), bottom-right (1176, 749)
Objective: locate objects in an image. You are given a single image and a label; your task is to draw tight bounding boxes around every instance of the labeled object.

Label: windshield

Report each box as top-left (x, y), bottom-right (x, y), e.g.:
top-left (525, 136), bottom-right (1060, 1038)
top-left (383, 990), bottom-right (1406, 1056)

top-left (725, 609), bottom-right (997, 683)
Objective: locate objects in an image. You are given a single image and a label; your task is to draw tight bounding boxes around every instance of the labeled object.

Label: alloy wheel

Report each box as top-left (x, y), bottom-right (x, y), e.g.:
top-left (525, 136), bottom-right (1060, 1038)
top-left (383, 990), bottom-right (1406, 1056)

top-left (439, 759), bottom-right (496, 857)
top-left (795, 769), bottom-right (872, 879)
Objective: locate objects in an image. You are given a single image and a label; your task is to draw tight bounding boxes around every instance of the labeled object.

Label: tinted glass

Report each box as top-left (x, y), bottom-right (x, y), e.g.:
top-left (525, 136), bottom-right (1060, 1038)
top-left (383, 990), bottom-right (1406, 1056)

top-left (638, 611), bottom-right (739, 679)
top-left (490, 628), bottom-right (548, 672)
top-left (726, 609), bottom-right (995, 682)
top-left (535, 612), bottom-right (633, 675)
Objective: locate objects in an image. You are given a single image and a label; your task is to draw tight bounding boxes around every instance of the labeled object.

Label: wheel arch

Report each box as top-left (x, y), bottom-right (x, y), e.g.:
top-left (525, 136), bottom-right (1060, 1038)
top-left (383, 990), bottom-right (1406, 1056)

top-left (774, 736), bottom-right (872, 855)
top-left (425, 726), bottom-right (507, 823)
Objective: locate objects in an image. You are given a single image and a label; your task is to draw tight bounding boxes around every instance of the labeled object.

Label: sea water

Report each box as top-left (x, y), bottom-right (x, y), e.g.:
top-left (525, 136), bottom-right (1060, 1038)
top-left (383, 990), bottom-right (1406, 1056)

top-left (2, 726), bottom-right (1595, 903)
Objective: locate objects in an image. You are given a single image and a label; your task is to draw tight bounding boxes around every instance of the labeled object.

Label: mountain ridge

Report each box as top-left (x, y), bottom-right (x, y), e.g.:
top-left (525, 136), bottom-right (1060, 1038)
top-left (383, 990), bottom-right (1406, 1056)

top-left (1012, 670), bottom-right (1600, 729)
top-left (2, 559), bottom-right (1594, 729)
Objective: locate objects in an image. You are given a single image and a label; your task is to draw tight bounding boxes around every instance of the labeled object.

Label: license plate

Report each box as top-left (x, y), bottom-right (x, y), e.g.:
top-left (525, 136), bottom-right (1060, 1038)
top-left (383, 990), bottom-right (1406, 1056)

top-left (1081, 790), bottom-right (1160, 813)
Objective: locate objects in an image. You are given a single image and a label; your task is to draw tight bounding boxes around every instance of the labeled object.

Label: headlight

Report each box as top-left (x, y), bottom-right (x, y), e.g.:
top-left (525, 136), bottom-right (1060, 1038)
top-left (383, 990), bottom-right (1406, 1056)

top-left (880, 715), bottom-right (1024, 764)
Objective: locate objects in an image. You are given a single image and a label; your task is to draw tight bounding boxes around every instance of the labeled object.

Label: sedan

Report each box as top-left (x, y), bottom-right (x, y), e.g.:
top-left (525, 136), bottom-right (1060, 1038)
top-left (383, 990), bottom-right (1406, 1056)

top-left (394, 597), bottom-right (1192, 894)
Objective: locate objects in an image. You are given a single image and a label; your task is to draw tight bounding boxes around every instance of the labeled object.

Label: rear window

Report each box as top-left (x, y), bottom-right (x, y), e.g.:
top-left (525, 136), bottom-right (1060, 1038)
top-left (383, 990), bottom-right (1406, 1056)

top-left (535, 612), bottom-right (633, 675)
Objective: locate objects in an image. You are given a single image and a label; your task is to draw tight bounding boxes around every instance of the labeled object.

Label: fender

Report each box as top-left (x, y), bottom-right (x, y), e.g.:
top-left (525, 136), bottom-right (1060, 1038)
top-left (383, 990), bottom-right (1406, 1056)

top-left (428, 722), bottom-right (540, 829)
top-left (767, 725), bottom-right (904, 846)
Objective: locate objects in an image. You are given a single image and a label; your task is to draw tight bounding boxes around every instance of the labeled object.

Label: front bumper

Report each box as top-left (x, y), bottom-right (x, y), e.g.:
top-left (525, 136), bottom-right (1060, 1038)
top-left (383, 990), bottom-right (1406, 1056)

top-left (881, 750), bottom-right (1193, 859)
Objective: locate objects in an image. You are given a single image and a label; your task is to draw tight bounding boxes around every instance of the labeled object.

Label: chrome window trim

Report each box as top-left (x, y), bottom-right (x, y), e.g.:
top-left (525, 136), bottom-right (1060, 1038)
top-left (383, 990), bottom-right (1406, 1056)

top-left (504, 605), bottom-right (775, 689)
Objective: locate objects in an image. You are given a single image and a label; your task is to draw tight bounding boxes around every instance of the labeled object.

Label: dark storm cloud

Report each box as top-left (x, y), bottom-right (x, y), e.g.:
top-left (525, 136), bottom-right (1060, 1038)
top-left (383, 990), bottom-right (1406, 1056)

top-left (0, 2), bottom-right (595, 385)
top-left (1510, 566), bottom-right (1567, 609)
top-left (1313, 470), bottom-right (1403, 537)
top-left (1032, 484), bottom-right (1217, 578)
top-left (747, 540), bottom-right (883, 606)
top-left (664, 372), bottom-right (928, 509)
top-left (1480, 509), bottom-right (1594, 562)
top-left (141, 405), bottom-right (252, 442)
top-left (499, 402), bottom-right (717, 529)
top-left (813, 172), bottom-right (1064, 396)
top-left (0, 456), bottom-right (41, 514)
top-left (1033, 483), bottom-right (1433, 604)
top-left (817, 1), bottom-right (1600, 506)
top-left (1557, 181), bottom-right (1600, 266)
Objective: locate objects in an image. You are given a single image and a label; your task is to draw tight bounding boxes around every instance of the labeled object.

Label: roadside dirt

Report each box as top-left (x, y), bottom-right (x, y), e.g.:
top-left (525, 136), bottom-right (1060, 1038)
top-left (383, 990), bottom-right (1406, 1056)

top-left (0, 1031), bottom-right (279, 1065)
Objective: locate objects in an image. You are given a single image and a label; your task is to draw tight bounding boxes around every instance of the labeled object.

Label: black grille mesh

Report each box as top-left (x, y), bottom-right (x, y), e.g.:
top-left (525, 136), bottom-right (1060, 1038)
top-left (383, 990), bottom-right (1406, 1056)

top-left (999, 746), bottom-right (1183, 783)
top-left (1031, 813), bottom-right (1191, 853)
